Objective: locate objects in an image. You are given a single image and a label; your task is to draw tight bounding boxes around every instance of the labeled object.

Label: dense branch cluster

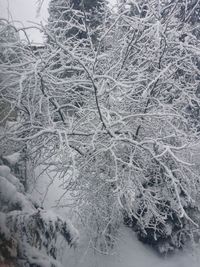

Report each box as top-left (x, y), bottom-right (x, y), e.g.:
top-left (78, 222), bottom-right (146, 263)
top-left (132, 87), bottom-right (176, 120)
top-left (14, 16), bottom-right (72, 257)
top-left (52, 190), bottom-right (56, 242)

top-left (1, 0), bottom-right (200, 257)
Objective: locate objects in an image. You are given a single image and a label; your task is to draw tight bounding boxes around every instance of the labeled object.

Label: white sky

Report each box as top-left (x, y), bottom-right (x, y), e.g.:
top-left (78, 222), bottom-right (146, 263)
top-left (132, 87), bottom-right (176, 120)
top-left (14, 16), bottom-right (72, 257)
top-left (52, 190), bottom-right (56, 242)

top-left (0, 0), bottom-right (50, 43)
top-left (0, 0), bottom-right (117, 43)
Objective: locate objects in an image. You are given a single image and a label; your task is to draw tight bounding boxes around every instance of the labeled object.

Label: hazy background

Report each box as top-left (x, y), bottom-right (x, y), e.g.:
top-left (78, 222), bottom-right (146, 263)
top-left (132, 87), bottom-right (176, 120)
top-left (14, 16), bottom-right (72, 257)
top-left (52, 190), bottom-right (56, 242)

top-left (0, 0), bottom-right (117, 43)
top-left (0, 0), bottom-right (50, 43)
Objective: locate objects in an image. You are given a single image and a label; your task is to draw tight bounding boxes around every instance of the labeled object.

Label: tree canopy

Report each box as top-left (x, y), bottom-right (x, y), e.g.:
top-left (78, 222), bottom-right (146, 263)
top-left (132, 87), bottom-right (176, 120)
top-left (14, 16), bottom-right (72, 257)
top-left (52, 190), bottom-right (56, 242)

top-left (1, 0), bottom-right (200, 260)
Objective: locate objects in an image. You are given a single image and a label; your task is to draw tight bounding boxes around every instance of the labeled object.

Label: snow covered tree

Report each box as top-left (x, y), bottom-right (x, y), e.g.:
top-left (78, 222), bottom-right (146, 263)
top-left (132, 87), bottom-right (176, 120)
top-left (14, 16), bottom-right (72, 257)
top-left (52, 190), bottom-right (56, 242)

top-left (0, 21), bottom-right (37, 190)
top-left (0, 162), bottom-right (78, 267)
top-left (117, 0), bottom-right (200, 253)
top-left (1, 0), bottom-right (200, 254)
top-left (47, 0), bottom-right (107, 45)
top-left (46, 0), bottom-right (110, 116)
top-left (0, 20), bottom-right (20, 126)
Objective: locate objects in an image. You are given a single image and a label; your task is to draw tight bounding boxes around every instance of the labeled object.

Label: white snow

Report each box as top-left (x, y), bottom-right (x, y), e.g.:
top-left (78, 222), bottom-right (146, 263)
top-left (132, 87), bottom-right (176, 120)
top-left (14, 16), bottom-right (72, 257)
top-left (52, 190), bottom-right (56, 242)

top-left (3, 152), bottom-right (21, 166)
top-left (32, 170), bottom-right (200, 267)
top-left (62, 226), bottom-right (200, 267)
top-left (24, 244), bottom-right (63, 267)
top-left (0, 165), bottom-right (11, 177)
top-left (39, 209), bottom-right (79, 246)
top-left (0, 165), bottom-right (24, 192)
top-left (0, 174), bottom-right (34, 212)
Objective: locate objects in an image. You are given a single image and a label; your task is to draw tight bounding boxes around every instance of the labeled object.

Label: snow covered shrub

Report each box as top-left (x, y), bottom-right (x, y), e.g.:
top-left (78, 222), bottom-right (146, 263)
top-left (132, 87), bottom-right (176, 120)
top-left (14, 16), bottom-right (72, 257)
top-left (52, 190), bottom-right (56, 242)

top-left (1, 0), bottom-right (200, 255)
top-left (125, 195), bottom-right (200, 254)
top-left (123, 154), bottom-right (200, 254)
top-left (0, 164), bottom-right (79, 267)
top-left (120, 0), bottom-right (200, 254)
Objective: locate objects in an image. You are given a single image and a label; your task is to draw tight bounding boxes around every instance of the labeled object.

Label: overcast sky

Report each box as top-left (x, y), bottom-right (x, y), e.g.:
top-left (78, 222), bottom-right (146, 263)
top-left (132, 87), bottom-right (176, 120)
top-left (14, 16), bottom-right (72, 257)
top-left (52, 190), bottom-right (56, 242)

top-left (0, 0), bottom-right (50, 43)
top-left (0, 0), bottom-right (117, 43)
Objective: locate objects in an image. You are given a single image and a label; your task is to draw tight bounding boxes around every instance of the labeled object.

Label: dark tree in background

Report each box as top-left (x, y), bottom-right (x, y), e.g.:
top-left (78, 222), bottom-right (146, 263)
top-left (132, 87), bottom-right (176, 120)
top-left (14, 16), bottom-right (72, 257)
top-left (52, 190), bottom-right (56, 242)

top-left (46, 0), bottom-right (109, 113)
top-left (47, 0), bottom-right (107, 44)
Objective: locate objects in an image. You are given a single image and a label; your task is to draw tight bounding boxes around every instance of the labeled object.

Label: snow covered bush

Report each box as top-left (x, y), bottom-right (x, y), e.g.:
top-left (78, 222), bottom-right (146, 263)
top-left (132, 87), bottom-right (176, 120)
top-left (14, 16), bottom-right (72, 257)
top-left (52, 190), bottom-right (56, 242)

top-left (121, 0), bottom-right (200, 253)
top-left (1, 0), bottom-right (200, 255)
top-left (0, 164), bottom-right (79, 266)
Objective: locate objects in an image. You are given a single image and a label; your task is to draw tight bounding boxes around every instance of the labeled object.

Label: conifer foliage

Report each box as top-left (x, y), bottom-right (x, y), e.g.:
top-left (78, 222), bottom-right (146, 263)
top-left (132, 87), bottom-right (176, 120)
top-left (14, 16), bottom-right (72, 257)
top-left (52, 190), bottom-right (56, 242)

top-left (0, 162), bottom-right (78, 267)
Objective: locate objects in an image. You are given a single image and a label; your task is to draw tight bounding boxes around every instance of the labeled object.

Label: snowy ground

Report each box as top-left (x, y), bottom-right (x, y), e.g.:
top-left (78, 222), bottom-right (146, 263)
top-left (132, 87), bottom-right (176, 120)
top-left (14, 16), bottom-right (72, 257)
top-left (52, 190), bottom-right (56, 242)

top-left (63, 226), bottom-right (200, 267)
top-left (32, 169), bottom-right (200, 267)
